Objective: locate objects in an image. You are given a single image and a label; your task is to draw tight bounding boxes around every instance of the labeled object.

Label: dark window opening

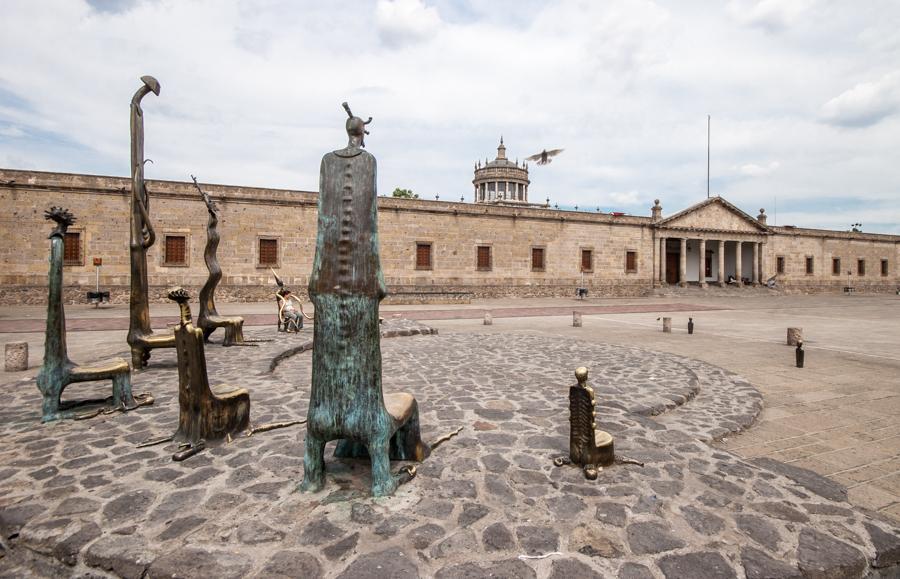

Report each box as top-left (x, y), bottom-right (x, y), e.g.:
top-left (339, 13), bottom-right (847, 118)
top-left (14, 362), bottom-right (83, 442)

top-left (832, 258), bottom-right (841, 275)
top-left (805, 256), bottom-right (814, 275)
top-left (882, 259), bottom-right (889, 276)
top-left (476, 246), bottom-right (492, 271)
top-left (857, 259), bottom-right (866, 276)
top-left (531, 247), bottom-right (545, 271)
top-left (776, 256), bottom-right (785, 274)
top-left (625, 251), bottom-right (637, 273)
top-left (581, 249), bottom-right (593, 272)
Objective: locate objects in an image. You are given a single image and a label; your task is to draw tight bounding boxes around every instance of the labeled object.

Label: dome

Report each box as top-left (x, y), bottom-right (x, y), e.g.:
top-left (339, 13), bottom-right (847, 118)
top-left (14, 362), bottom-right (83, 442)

top-left (473, 137), bottom-right (531, 204)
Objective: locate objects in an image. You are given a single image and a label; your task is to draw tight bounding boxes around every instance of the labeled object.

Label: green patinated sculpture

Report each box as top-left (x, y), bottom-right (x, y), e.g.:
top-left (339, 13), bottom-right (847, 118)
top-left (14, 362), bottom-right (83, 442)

top-left (36, 208), bottom-right (138, 422)
top-left (300, 103), bottom-right (429, 497)
top-left (127, 75), bottom-right (175, 369)
top-left (193, 176), bottom-right (245, 345)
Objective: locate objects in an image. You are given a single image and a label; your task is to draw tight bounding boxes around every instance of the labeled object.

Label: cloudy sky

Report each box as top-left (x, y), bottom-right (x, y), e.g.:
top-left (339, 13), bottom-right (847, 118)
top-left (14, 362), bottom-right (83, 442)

top-left (2, 0), bottom-right (899, 233)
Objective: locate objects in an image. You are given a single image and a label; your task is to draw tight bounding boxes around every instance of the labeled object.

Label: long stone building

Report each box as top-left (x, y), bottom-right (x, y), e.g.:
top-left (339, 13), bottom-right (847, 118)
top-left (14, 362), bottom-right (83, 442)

top-left (0, 165), bottom-right (897, 305)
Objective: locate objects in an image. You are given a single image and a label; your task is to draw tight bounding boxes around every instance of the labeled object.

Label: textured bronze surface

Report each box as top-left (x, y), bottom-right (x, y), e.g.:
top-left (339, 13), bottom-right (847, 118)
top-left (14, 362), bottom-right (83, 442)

top-left (36, 207), bottom-right (139, 422)
top-left (300, 103), bottom-right (429, 497)
top-left (554, 367), bottom-right (615, 479)
top-left (127, 75), bottom-right (175, 368)
top-left (167, 288), bottom-right (250, 457)
top-left (193, 175), bottom-right (245, 345)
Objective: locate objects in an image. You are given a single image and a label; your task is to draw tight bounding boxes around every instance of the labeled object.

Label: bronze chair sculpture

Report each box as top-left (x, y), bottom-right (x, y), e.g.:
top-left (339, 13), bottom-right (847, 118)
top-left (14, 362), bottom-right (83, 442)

top-left (36, 208), bottom-right (145, 422)
top-left (554, 367), bottom-right (615, 479)
top-left (300, 103), bottom-right (428, 497)
top-left (168, 288), bottom-right (250, 452)
top-left (127, 75), bottom-right (175, 369)
top-left (193, 176), bottom-right (245, 345)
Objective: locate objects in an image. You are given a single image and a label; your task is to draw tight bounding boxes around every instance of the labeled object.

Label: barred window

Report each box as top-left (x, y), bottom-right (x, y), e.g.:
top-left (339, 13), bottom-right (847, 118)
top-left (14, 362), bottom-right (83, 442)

top-left (882, 259), bottom-right (889, 276)
top-left (258, 238), bottom-right (278, 266)
top-left (581, 249), bottom-right (593, 272)
top-left (63, 232), bottom-right (81, 265)
top-left (476, 246), bottom-right (491, 271)
top-left (857, 259), bottom-right (866, 276)
top-left (805, 256), bottom-right (814, 275)
top-left (625, 251), bottom-right (637, 273)
top-left (164, 235), bottom-right (186, 266)
top-left (777, 256), bottom-right (785, 274)
top-left (531, 247), bottom-right (545, 271)
top-left (416, 243), bottom-right (432, 270)
top-left (832, 258), bottom-right (841, 275)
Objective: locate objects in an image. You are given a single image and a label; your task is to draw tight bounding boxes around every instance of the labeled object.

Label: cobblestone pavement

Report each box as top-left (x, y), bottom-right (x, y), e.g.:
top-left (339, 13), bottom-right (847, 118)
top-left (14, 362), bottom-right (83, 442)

top-left (1, 325), bottom-right (899, 577)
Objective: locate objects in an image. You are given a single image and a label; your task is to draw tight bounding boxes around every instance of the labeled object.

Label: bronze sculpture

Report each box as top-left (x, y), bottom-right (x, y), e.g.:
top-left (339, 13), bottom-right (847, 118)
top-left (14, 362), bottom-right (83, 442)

top-left (127, 75), bottom-right (175, 369)
top-left (193, 176), bottom-right (245, 345)
top-left (300, 103), bottom-right (428, 497)
top-left (36, 208), bottom-right (150, 422)
top-left (554, 367), bottom-right (615, 479)
top-left (169, 288), bottom-right (250, 457)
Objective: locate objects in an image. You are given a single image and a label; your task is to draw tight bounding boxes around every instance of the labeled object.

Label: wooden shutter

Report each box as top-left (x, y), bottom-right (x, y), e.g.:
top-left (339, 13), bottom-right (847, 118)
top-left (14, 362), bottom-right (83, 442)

top-left (477, 246), bottom-right (491, 270)
top-left (63, 232), bottom-right (81, 265)
top-left (165, 235), bottom-right (186, 265)
top-left (581, 249), bottom-right (592, 271)
top-left (416, 243), bottom-right (432, 269)
top-left (532, 247), bottom-right (544, 270)
top-left (259, 238), bottom-right (278, 266)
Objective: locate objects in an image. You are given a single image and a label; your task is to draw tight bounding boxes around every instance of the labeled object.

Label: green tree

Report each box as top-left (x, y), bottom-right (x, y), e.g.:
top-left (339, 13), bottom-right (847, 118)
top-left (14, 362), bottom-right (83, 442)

top-left (392, 188), bottom-right (418, 199)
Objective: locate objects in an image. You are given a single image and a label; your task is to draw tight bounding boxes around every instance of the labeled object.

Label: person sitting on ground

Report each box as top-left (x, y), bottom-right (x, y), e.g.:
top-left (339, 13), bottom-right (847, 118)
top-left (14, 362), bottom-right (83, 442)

top-left (727, 275), bottom-right (738, 285)
top-left (278, 289), bottom-right (312, 332)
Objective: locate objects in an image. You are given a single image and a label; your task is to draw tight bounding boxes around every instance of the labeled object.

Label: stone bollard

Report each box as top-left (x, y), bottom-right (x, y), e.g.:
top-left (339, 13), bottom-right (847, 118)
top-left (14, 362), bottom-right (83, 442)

top-left (787, 327), bottom-right (803, 346)
top-left (484, 312), bottom-right (492, 326)
top-left (573, 312), bottom-right (582, 327)
top-left (5, 342), bottom-right (28, 371)
top-left (662, 317), bottom-right (672, 333)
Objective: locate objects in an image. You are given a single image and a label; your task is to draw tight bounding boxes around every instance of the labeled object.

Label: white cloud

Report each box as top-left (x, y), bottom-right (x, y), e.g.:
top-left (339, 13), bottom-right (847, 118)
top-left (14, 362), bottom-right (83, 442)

top-left (0, 126), bottom-right (25, 138)
top-left (375, 0), bottom-right (443, 48)
top-left (738, 161), bottom-right (780, 177)
top-left (820, 72), bottom-right (900, 128)
top-left (727, 0), bottom-right (815, 32)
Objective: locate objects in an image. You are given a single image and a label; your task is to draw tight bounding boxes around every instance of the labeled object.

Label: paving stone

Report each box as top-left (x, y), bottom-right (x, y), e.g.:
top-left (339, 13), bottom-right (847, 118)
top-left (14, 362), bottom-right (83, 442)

top-left (83, 534), bottom-right (157, 579)
top-left (626, 522), bottom-right (685, 555)
top-left (300, 519), bottom-right (344, 546)
top-left (570, 524), bottom-right (624, 558)
top-left (549, 557), bottom-right (604, 579)
top-left (752, 501), bottom-right (809, 523)
top-left (680, 505), bottom-right (725, 534)
top-left (236, 519), bottom-right (285, 545)
top-left (458, 503), bottom-right (489, 526)
top-left (751, 458), bottom-right (848, 503)
top-left (435, 559), bottom-right (536, 579)
top-left (408, 523), bottom-right (445, 549)
top-left (148, 546), bottom-right (251, 579)
top-left (483, 522), bottom-right (515, 552)
top-left (741, 546), bottom-right (802, 579)
top-left (156, 515), bottom-right (206, 540)
top-left (595, 502), bottom-right (628, 527)
top-left (865, 523), bottom-right (900, 568)
top-left (796, 528), bottom-right (867, 579)
top-left (618, 562), bottom-right (655, 579)
top-left (516, 525), bottom-right (559, 556)
top-left (336, 548), bottom-right (419, 579)
top-left (323, 532), bottom-right (359, 560)
top-left (736, 514), bottom-right (782, 551)
top-left (52, 521), bottom-right (101, 566)
top-left (102, 489), bottom-right (155, 525)
top-left (430, 529), bottom-right (478, 559)
top-left (260, 550), bottom-right (323, 578)
top-left (657, 551), bottom-right (737, 579)
top-left (374, 515), bottom-right (413, 538)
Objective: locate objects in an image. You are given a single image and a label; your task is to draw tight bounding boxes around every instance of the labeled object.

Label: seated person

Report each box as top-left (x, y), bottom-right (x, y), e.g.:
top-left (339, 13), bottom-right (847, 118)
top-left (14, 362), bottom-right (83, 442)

top-left (727, 275), bottom-right (738, 285)
top-left (279, 290), bottom-right (311, 331)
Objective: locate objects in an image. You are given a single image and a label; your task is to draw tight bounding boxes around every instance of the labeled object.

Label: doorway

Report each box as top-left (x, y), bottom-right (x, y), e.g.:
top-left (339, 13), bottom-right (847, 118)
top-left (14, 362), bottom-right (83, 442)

top-left (666, 253), bottom-right (679, 284)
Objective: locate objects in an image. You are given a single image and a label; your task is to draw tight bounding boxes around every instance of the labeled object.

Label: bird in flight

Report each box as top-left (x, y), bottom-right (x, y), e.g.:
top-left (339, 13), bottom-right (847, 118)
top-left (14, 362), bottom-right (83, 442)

top-left (525, 148), bottom-right (564, 165)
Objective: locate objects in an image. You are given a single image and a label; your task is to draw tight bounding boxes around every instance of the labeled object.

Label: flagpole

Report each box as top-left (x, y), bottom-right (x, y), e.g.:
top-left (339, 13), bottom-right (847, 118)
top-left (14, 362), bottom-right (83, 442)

top-left (707, 115), bottom-right (710, 199)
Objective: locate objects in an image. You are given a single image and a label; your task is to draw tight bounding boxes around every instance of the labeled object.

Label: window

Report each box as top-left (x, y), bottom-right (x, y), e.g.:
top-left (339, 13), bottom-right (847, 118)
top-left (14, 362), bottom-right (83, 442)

top-left (857, 259), bottom-right (866, 276)
top-left (776, 256), bottom-right (785, 274)
top-left (805, 256), bottom-right (814, 275)
top-left (415, 242), bottom-right (432, 270)
top-left (258, 238), bottom-right (278, 267)
top-left (581, 249), bottom-right (593, 272)
top-left (531, 247), bottom-right (545, 271)
top-left (164, 235), bottom-right (187, 266)
top-left (625, 251), bottom-right (637, 273)
top-left (882, 259), bottom-right (889, 277)
top-left (476, 246), bottom-right (492, 271)
top-left (63, 232), bottom-right (81, 266)
top-left (832, 258), bottom-right (841, 276)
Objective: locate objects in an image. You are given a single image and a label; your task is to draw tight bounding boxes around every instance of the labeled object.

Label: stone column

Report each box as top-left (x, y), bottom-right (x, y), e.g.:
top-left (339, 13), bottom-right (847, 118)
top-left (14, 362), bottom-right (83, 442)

top-left (698, 238), bottom-right (707, 288)
top-left (752, 242), bottom-right (759, 285)
top-left (718, 240), bottom-right (725, 286)
top-left (735, 241), bottom-right (743, 286)
top-left (659, 237), bottom-right (666, 285)
top-left (758, 242), bottom-right (765, 283)
top-left (679, 238), bottom-right (687, 287)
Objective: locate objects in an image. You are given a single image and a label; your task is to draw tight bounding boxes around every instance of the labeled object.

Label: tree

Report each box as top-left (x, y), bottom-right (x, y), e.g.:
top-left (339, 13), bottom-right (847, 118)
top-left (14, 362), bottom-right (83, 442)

top-left (392, 188), bottom-right (418, 199)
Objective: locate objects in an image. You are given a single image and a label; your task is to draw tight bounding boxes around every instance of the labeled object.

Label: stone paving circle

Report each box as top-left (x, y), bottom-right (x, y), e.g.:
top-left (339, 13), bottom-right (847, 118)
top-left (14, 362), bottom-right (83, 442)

top-left (0, 319), bottom-right (899, 578)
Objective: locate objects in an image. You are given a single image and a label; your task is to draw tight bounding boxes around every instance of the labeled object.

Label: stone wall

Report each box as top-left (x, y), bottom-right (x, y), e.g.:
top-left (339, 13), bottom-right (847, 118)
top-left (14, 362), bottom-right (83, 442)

top-left (0, 169), bottom-right (896, 304)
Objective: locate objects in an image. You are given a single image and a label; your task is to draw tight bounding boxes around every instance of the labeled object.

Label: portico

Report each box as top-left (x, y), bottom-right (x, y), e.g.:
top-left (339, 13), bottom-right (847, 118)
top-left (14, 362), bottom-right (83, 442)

top-left (654, 197), bottom-right (770, 288)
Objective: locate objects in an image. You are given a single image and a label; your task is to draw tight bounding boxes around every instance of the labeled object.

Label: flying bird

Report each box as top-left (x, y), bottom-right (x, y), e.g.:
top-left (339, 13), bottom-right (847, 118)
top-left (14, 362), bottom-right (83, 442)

top-left (525, 148), bottom-right (564, 165)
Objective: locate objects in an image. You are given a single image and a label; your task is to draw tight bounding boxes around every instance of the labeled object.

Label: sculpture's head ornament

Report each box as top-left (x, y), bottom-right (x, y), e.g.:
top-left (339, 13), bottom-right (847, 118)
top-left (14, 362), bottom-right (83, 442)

top-left (44, 206), bottom-right (76, 238)
top-left (342, 102), bottom-right (372, 148)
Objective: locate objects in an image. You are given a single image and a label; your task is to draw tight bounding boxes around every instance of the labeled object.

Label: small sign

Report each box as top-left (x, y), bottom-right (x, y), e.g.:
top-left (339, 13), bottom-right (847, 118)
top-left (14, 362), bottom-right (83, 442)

top-left (93, 257), bottom-right (102, 266)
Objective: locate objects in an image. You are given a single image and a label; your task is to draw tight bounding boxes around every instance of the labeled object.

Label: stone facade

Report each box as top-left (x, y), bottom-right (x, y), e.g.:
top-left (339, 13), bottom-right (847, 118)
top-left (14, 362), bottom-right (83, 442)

top-left (0, 168), bottom-right (897, 304)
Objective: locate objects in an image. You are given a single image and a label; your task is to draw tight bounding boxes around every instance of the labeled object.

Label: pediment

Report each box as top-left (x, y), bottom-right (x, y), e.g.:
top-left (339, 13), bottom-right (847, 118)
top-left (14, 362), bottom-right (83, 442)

top-left (657, 197), bottom-right (767, 233)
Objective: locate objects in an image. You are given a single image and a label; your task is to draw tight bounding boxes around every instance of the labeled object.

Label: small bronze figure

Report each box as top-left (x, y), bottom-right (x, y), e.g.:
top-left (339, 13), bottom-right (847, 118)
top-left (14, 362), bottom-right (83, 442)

top-left (688, 317), bottom-right (694, 335)
top-left (36, 208), bottom-right (148, 422)
top-left (127, 75), bottom-right (175, 368)
top-left (300, 103), bottom-right (428, 497)
top-left (168, 288), bottom-right (250, 455)
top-left (796, 340), bottom-right (805, 368)
top-left (193, 175), bottom-right (245, 345)
top-left (554, 367), bottom-right (614, 479)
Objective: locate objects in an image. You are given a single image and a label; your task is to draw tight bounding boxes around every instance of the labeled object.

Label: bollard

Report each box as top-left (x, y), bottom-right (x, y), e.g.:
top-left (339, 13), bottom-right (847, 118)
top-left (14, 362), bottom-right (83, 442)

top-left (688, 317), bottom-right (694, 335)
top-left (795, 341), bottom-right (804, 368)
top-left (662, 317), bottom-right (672, 333)
top-left (484, 312), bottom-right (492, 326)
top-left (573, 312), bottom-right (582, 327)
top-left (787, 327), bottom-right (803, 346)
top-left (5, 341), bottom-right (28, 371)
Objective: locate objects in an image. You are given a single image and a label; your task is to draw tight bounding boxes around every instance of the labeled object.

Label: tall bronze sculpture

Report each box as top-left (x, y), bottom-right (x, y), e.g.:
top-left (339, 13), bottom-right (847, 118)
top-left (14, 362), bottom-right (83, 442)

top-left (300, 103), bottom-right (428, 497)
top-left (193, 176), bottom-right (245, 345)
top-left (36, 208), bottom-right (148, 422)
top-left (127, 75), bottom-right (175, 369)
top-left (554, 367), bottom-right (615, 479)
